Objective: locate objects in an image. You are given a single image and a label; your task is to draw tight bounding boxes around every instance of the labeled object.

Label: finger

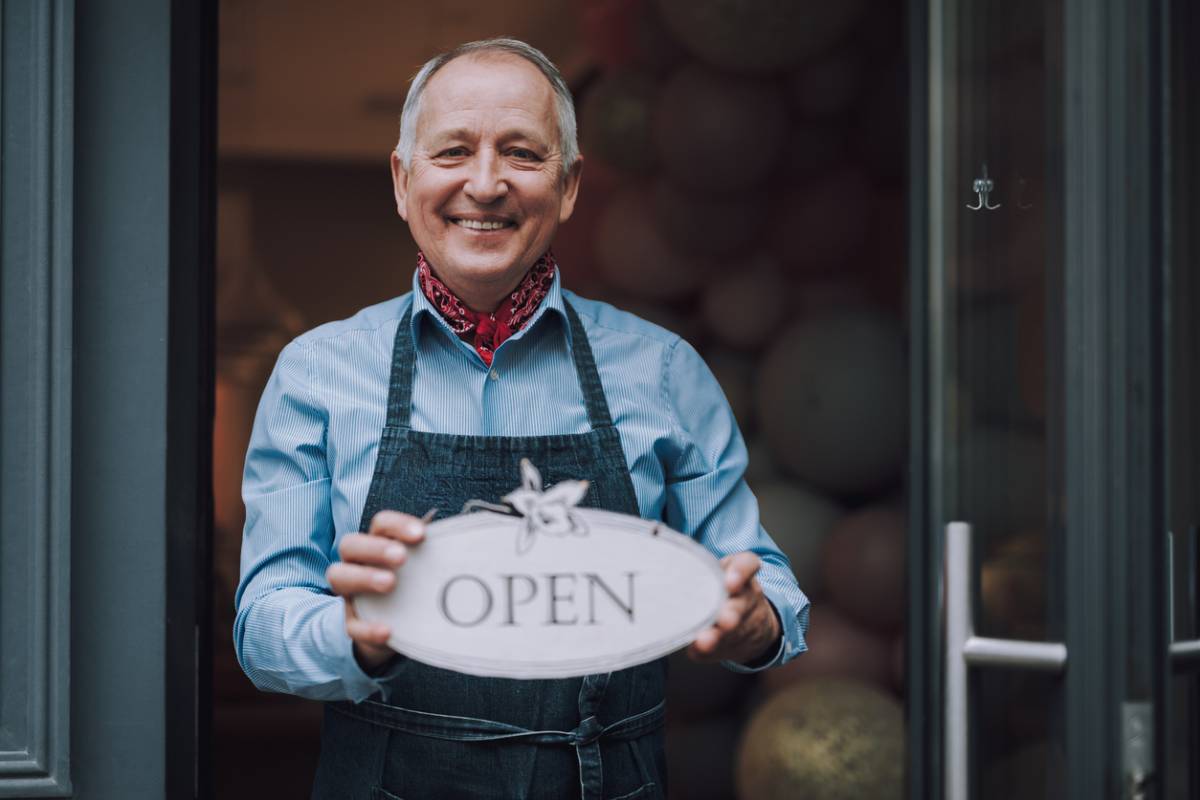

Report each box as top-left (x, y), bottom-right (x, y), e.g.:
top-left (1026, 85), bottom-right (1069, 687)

top-left (715, 598), bottom-right (749, 631)
top-left (690, 626), bottom-right (721, 656)
top-left (368, 510), bottom-right (428, 544)
top-left (327, 562), bottom-right (396, 596)
top-left (720, 552), bottom-right (762, 594)
top-left (694, 591), bottom-right (754, 648)
top-left (339, 533), bottom-right (408, 567)
top-left (346, 614), bottom-right (392, 646)
top-left (726, 574), bottom-right (765, 605)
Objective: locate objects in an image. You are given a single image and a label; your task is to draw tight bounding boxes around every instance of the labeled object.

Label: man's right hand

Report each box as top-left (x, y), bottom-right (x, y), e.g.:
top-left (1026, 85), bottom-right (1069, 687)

top-left (326, 510), bottom-right (427, 673)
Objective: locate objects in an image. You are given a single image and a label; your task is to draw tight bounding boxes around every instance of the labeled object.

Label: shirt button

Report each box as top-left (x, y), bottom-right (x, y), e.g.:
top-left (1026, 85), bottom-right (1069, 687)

top-left (489, 369), bottom-right (500, 381)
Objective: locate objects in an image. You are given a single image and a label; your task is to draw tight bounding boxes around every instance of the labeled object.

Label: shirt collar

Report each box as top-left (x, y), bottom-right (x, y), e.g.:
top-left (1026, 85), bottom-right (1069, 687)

top-left (408, 262), bottom-right (571, 353)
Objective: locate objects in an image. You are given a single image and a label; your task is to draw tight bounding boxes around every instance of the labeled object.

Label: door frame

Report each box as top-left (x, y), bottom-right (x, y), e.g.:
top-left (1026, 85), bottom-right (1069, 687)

top-left (73, 1), bottom-right (213, 797)
top-left (1061, 0), bottom-right (1167, 796)
top-left (905, 0), bottom-right (938, 795)
top-left (165, 0), bottom-right (217, 797)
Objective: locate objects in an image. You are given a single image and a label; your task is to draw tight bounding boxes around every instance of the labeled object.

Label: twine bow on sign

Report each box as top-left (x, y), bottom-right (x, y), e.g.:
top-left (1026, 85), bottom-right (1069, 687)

top-left (502, 460), bottom-right (590, 554)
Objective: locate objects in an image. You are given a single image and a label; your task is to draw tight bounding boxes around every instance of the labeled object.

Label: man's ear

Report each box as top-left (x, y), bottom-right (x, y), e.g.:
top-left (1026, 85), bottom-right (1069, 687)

top-left (390, 150), bottom-right (409, 222)
top-left (557, 156), bottom-right (584, 224)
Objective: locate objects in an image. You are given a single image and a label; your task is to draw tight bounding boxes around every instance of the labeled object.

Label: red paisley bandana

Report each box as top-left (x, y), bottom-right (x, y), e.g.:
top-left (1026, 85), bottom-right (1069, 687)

top-left (417, 251), bottom-right (556, 366)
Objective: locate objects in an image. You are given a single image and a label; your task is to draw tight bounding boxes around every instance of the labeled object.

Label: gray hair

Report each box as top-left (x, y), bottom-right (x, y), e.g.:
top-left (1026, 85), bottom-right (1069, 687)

top-left (395, 38), bottom-right (579, 176)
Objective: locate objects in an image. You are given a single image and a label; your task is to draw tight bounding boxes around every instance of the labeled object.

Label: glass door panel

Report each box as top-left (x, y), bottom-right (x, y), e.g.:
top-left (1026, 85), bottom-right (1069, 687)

top-left (932, 0), bottom-right (1065, 795)
top-left (926, 0), bottom-right (1188, 796)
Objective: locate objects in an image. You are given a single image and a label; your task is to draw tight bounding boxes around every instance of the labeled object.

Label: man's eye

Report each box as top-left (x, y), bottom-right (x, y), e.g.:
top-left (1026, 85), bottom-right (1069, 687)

top-left (509, 148), bottom-right (540, 161)
top-left (440, 147), bottom-right (468, 158)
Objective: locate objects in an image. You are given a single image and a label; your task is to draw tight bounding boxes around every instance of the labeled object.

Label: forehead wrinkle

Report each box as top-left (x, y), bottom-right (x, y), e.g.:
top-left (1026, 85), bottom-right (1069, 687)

top-left (423, 100), bottom-right (552, 128)
top-left (423, 59), bottom-right (555, 111)
top-left (418, 111), bottom-right (559, 153)
top-left (416, 55), bottom-right (560, 146)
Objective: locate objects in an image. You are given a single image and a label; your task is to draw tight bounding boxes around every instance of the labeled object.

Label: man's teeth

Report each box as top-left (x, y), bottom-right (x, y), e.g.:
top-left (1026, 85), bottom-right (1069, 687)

top-left (453, 218), bottom-right (511, 231)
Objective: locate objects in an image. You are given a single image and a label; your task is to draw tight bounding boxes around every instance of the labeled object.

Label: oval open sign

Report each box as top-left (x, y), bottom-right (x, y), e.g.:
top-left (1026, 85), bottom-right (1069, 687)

top-left (356, 508), bottom-right (726, 679)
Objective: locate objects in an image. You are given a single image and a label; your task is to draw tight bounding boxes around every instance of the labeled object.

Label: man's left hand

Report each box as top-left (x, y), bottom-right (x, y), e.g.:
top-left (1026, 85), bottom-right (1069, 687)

top-left (687, 551), bottom-right (781, 665)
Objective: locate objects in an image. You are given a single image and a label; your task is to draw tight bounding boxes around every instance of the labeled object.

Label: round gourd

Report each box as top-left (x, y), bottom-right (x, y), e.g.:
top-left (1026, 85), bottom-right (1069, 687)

top-left (580, 0), bottom-right (640, 69)
top-left (744, 436), bottom-right (781, 488)
top-left (596, 186), bottom-right (708, 299)
top-left (700, 256), bottom-right (788, 350)
top-left (821, 505), bottom-right (906, 633)
top-left (755, 310), bottom-right (907, 495)
top-left (979, 530), bottom-right (1047, 641)
top-left (735, 679), bottom-right (904, 800)
top-left (704, 348), bottom-right (756, 433)
top-left (770, 168), bottom-right (873, 274)
top-left (889, 631), bottom-right (905, 693)
top-left (753, 480), bottom-right (842, 599)
top-left (651, 178), bottom-right (768, 258)
top-left (580, 69), bottom-right (660, 174)
top-left (790, 47), bottom-right (865, 118)
top-left (656, 0), bottom-right (866, 74)
top-left (653, 62), bottom-right (788, 191)
top-left (784, 124), bottom-right (849, 178)
top-left (759, 606), bottom-right (892, 694)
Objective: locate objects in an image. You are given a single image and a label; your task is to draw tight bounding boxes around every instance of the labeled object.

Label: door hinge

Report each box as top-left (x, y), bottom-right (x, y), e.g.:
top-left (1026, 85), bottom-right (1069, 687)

top-left (1122, 702), bottom-right (1154, 799)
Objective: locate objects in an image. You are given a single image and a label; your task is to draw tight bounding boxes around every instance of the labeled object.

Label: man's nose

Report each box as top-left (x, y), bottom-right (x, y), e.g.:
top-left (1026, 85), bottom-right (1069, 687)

top-left (463, 151), bottom-right (508, 204)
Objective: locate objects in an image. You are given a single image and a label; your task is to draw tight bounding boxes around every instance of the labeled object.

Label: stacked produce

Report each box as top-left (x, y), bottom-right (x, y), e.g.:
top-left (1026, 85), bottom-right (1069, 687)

top-left (563, 1), bottom-right (909, 797)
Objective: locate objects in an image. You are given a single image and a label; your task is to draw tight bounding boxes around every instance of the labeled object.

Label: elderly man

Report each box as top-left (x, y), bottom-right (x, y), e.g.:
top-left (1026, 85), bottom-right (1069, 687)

top-left (236, 38), bottom-right (809, 800)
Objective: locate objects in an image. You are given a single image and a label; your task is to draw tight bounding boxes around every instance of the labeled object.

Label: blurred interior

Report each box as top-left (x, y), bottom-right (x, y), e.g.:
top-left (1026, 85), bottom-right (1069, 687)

top-left (212, 1), bottom-right (914, 796)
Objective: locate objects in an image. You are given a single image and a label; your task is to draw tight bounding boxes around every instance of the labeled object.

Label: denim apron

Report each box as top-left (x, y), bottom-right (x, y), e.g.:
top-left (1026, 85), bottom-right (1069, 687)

top-left (311, 301), bottom-right (667, 800)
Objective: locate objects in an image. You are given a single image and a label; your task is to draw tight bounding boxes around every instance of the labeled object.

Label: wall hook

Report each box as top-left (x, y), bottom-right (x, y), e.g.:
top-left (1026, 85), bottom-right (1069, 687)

top-left (966, 163), bottom-right (1001, 210)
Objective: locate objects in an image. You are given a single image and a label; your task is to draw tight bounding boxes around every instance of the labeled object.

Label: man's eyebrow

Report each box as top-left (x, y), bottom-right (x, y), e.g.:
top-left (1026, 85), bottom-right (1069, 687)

top-left (425, 126), bottom-right (552, 148)
top-left (425, 127), bottom-right (474, 145)
top-left (500, 129), bottom-right (553, 149)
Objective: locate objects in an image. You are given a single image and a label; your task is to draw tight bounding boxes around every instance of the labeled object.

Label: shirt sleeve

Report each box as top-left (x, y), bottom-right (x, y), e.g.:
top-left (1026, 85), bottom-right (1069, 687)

top-left (659, 338), bottom-right (810, 671)
top-left (233, 339), bottom-right (390, 702)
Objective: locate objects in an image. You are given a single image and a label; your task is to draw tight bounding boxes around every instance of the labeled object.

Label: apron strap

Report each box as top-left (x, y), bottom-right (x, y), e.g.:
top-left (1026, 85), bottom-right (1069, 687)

top-left (333, 672), bottom-right (639, 800)
top-left (573, 671), bottom-right (612, 800)
top-left (327, 697), bottom-right (664, 745)
top-left (384, 307), bottom-right (417, 429)
top-left (383, 298), bottom-right (618, 433)
top-left (562, 300), bottom-right (617, 431)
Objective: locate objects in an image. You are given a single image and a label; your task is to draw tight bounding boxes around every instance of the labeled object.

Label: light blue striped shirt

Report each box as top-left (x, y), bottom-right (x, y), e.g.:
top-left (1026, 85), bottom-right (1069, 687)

top-left (235, 268), bottom-right (809, 702)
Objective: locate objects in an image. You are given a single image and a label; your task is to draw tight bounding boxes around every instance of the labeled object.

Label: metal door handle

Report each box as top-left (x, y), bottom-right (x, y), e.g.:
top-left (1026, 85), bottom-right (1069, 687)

top-left (1172, 639), bottom-right (1200, 671)
top-left (1171, 526), bottom-right (1200, 673)
top-left (944, 522), bottom-right (1068, 800)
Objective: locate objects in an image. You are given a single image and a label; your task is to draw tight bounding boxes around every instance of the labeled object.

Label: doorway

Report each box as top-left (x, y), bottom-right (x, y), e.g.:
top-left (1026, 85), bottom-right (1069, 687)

top-left (211, 1), bottom-right (909, 798)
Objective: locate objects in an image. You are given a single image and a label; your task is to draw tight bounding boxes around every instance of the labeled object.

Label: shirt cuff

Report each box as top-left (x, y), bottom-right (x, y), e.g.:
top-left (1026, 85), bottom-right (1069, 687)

top-left (721, 585), bottom-right (809, 674)
top-left (320, 598), bottom-right (399, 703)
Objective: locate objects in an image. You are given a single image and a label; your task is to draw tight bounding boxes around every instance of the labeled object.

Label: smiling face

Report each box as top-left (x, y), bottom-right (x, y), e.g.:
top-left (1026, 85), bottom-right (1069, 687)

top-left (391, 52), bottom-right (582, 312)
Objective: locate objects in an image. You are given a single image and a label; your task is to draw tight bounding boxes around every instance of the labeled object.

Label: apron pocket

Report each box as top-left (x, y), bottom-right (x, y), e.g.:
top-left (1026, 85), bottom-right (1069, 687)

top-left (609, 784), bottom-right (660, 800)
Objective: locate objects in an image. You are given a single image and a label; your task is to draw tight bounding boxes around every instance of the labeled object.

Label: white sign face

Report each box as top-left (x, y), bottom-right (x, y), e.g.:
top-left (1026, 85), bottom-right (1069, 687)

top-left (355, 507), bottom-right (726, 679)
